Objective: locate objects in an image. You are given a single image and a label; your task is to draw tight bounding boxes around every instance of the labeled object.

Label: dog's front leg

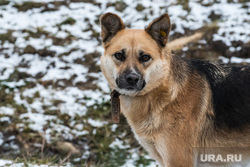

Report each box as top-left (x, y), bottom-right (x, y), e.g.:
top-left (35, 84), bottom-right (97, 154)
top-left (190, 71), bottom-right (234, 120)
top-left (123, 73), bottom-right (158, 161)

top-left (160, 142), bottom-right (193, 167)
top-left (136, 137), bottom-right (165, 166)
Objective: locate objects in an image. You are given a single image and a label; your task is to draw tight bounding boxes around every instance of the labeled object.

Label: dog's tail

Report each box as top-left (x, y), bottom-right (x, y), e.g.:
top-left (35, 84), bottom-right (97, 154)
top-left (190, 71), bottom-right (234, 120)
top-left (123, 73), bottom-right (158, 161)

top-left (167, 32), bottom-right (203, 51)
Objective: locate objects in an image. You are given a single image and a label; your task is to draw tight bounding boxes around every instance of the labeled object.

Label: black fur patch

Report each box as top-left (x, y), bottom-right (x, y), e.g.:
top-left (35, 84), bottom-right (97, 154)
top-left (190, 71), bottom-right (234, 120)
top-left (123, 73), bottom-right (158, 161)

top-left (190, 60), bottom-right (250, 130)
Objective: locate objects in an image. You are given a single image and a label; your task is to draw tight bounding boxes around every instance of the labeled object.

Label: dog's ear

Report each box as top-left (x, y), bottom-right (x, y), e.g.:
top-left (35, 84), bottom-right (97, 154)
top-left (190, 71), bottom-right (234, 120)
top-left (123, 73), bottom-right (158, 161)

top-left (100, 13), bottom-right (125, 43)
top-left (145, 14), bottom-right (171, 47)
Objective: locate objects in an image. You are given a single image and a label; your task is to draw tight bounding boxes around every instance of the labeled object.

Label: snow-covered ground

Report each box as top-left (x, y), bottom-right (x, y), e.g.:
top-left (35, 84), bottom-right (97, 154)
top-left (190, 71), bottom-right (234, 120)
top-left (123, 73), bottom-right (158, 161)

top-left (0, 0), bottom-right (249, 166)
top-left (0, 159), bottom-right (72, 167)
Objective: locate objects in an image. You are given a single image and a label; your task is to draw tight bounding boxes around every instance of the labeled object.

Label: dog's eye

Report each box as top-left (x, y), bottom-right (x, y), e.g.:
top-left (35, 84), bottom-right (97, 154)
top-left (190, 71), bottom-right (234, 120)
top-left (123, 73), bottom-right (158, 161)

top-left (139, 55), bottom-right (151, 62)
top-left (114, 53), bottom-right (125, 61)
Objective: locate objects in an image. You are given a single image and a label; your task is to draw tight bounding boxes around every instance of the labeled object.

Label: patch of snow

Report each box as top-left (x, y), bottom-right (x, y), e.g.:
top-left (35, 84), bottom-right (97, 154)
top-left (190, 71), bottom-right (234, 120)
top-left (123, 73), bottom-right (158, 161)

top-left (0, 160), bottom-right (72, 167)
top-left (0, 160), bottom-right (12, 166)
top-left (111, 124), bottom-right (118, 132)
top-left (109, 138), bottom-right (130, 149)
top-left (2, 80), bottom-right (25, 88)
top-left (0, 117), bottom-right (11, 123)
top-left (20, 113), bottom-right (56, 132)
top-left (219, 56), bottom-right (230, 64)
top-left (231, 57), bottom-right (250, 64)
top-left (88, 118), bottom-right (108, 128)
top-left (0, 107), bottom-right (15, 115)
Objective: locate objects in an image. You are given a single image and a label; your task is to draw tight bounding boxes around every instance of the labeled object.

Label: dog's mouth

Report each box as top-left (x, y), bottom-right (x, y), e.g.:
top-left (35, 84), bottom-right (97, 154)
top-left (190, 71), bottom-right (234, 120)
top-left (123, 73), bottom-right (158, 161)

top-left (126, 87), bottom-right (135, 91)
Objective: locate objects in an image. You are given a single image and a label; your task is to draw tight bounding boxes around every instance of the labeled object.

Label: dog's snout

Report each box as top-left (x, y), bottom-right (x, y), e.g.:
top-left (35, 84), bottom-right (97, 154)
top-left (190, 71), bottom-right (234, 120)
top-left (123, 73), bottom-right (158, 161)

top-left (125, 73), bottom-right (139, 85)
top-left (116, 70), bottom-right (145, 92)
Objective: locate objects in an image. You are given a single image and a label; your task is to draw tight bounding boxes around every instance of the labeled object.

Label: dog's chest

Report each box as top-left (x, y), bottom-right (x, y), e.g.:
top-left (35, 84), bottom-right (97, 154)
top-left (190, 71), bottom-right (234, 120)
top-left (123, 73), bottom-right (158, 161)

top-left (120, 96), bottom-right (164, 137)
top-left (120, 96), bottom-right (170, 164)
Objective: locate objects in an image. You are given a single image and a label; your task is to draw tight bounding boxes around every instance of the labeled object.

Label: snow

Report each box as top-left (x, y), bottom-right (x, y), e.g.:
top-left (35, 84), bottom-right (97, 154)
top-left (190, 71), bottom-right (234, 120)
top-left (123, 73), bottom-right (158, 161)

top-left (0, 107), bottom-right (15, 115)
top-left (0, 160), bottom-right (72, 167)
top-left (20, 113), bottom-right (56, 132)
top-left (121, 149), bottom-right (158, 167)
top-left (2, 80), bottom-right (25, 88)
top-left (111, 124), bottom-right (118, 132)
top-left (211, 2), bottom-right (250, 46)
top-left (0, 160), bottom-right (12, 166)
top-left (88, 118), bottom-right (108, 128)
top-left (231, 57), bottom-right (250, 64)
top-left (219, 56), bottom-right (250, 64)
top-left (109, 138), bottom-right (130, 149)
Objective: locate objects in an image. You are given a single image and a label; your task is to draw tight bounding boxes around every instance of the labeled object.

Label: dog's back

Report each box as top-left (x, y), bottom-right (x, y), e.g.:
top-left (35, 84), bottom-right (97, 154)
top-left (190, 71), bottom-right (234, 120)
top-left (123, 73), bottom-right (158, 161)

top-left (191, 60), bottom-right (250, 130)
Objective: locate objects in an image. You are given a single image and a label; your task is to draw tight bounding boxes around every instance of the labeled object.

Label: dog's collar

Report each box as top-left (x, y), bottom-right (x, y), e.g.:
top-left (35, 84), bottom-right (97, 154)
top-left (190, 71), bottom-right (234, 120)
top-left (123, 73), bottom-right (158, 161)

top-left (110, 90), bottom-right (121, 123)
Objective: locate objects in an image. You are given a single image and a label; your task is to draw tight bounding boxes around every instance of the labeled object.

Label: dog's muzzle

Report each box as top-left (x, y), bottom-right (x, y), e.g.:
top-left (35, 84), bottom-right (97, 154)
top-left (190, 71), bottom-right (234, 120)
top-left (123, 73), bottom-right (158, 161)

top-left (116, 71), bottom-right (145, 91)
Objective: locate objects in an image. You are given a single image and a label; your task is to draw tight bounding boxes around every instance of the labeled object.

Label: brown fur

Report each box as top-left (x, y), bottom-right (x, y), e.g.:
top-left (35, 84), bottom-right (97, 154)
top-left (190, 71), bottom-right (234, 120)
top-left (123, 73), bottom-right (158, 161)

top-left (100, 13), bottom-right (250, 166)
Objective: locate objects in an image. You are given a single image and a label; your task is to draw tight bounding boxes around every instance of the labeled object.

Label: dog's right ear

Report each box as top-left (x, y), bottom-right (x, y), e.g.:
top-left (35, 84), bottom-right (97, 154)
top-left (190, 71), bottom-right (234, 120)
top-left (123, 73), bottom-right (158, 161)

top-left (100, 13), bottom-right (125, 43)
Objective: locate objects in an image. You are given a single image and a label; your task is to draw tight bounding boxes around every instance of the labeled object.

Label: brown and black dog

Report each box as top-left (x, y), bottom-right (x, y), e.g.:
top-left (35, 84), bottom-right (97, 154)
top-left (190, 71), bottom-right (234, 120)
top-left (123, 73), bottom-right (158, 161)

top-left (100, 13), bottom-right (250, 166)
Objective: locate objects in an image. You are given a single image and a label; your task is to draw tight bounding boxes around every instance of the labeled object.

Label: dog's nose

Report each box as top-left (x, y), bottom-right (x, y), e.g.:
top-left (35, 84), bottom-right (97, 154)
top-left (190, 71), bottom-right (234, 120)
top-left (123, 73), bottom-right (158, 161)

top-left (125, 73), bottom-right (139, 85)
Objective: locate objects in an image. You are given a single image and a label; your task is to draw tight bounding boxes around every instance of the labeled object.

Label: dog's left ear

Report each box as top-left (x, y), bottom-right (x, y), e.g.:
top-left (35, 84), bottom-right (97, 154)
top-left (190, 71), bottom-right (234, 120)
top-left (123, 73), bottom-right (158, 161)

top-left (100, 13), bottom-right (125, 43)
top-left (145, 14), bottom-right (171, 47)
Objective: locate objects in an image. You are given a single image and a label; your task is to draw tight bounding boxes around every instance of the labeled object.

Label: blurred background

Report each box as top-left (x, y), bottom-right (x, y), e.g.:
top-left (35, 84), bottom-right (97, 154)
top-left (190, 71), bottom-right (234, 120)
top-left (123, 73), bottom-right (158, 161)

top-left (0, 0), bottom-right (249, 166)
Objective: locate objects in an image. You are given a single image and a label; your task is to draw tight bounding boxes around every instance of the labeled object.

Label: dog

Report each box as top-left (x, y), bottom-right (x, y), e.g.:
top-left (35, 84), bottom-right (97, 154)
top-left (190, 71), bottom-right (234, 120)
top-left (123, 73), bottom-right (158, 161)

top-left (99, 13), bottom-right (250, 166)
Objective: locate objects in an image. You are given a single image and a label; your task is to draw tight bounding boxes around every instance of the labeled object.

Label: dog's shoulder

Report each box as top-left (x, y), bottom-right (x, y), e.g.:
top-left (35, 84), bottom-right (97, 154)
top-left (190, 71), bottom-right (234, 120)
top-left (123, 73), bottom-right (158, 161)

top-left (189, 59), bottom-right (250, 130)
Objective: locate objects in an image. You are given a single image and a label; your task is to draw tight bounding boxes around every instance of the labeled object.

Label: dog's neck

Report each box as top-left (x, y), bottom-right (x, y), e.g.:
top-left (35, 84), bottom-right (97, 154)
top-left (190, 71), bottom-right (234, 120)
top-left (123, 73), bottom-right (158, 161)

top-left (119, 85), bottom-right (170, 136)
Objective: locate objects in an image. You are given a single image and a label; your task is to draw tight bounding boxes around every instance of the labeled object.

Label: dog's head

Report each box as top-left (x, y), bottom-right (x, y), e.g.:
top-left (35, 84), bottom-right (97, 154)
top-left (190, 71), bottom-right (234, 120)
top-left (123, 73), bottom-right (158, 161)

top-left (100, 13), bottom-right (171, 96)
